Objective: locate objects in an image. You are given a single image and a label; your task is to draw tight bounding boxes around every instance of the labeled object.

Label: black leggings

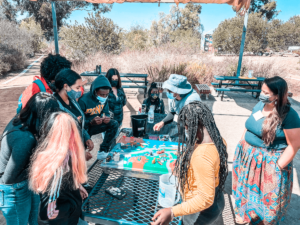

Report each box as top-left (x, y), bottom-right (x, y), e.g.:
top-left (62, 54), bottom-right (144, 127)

top-left (183, 188), bottom-right (225, 225)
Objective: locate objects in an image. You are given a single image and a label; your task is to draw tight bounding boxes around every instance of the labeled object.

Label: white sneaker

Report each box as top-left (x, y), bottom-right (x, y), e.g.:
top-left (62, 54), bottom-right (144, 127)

top-left (97, 151), bottom-right (108, 160)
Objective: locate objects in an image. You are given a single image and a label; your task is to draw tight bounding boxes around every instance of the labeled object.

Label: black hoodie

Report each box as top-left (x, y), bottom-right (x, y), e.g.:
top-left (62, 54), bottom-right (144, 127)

top-left (78, 75), bottom-right (111, 130)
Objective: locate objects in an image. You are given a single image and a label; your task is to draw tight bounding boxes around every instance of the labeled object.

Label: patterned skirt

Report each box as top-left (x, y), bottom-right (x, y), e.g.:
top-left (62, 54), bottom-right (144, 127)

top-left (232, 139), bottom-right (293, 225)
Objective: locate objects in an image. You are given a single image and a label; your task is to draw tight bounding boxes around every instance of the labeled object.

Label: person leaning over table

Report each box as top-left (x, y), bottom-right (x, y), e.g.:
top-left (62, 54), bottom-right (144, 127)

top-left (153, 74), bottom-right (201, 132)
top-left (143, 82), bottom-right (165, 114)
top-left (232, 76), bottom-right (300, 225)
top-left (151, 102), bottom-right (227, 225)
top-left (54, 69), bottom-right (94, 161)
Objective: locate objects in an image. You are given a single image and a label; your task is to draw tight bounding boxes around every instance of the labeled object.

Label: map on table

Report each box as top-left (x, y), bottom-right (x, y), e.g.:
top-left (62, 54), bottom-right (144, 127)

top-left (100, 139), bottom-right (180, 175)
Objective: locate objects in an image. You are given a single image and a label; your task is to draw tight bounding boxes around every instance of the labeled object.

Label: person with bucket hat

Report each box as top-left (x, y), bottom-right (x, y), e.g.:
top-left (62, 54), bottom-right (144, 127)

top-left (153, 74), bottom-right (201, 132)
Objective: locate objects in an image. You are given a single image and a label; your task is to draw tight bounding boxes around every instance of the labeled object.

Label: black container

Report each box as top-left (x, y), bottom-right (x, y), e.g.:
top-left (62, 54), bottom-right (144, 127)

top-left (131, 114), bottom-right (148, 138)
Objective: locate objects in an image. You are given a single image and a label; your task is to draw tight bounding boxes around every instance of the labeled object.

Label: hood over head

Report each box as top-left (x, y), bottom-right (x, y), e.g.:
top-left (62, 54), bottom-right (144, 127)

top-left (90, 75), bottom-right (111, 97)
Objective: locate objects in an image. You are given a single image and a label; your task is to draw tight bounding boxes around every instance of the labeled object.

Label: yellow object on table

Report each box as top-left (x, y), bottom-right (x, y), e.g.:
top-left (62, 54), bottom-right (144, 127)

top-left (239, 76), bottom-right (257, 79)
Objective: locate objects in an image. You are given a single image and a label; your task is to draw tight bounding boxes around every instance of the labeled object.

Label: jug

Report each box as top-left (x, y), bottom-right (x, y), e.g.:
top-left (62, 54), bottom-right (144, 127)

top-left (158, 174), bottom-right (180, 208)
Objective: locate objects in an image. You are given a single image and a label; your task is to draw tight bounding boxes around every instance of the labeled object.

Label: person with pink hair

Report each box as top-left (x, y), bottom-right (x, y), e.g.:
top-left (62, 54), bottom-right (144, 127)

top-left (29, 112), bottom-right (88, 225)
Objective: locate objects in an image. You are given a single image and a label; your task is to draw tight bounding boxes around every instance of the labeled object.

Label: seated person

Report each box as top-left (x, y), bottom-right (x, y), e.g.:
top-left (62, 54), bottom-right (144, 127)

top-left (142, 82), bottom-right (165, 114)
top-left (78, 75), bottom-right (118, 158)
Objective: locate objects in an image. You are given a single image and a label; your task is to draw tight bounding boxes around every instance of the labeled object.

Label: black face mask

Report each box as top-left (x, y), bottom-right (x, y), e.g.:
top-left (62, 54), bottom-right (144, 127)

top-left (151, 94), bottom-right (158, 100)
top-left (111, 80), bottom-right (118, 87)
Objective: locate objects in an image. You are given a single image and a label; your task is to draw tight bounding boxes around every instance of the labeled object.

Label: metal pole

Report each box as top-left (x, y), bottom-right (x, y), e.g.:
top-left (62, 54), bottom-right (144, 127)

top-left (236, 8), bottom-right (250, 79)
top-left (51, 1), bottom-right (59, 55)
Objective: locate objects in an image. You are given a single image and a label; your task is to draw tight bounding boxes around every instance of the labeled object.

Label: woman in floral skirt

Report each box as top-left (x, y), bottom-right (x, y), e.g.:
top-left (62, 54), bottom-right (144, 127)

top-left (233, 76), bottom-right (300, 225)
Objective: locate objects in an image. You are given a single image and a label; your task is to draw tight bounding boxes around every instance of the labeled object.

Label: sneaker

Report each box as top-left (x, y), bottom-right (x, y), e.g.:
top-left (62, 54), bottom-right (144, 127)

top-left (97, 151), bottom-right (108, 160)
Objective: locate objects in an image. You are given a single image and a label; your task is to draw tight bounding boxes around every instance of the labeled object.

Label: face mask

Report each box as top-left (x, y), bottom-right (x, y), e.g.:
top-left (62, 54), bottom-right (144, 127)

top-left (111, 80), bottom-right (118, 87)
top-left (151, 94), bottom-right (158, 99)
top-left (167, 92), bottom-right (175, 100)
top-left (67, 88), bottom-right (82, 100)
top-left (97, 95), bottom-right (107, 104)
top-left (259, 93), bottom-right (275, 104)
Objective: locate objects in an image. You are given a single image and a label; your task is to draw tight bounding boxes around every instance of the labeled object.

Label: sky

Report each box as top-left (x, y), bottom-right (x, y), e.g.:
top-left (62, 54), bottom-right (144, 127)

top-left (67, 0), bottom-right (300, 34)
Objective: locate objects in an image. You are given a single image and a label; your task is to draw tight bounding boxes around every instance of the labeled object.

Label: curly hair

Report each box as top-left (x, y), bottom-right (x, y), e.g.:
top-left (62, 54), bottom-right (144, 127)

top-left (175, 101), bottom-right (228, 196)
top-left (40, 54), bottom-right (72, 81)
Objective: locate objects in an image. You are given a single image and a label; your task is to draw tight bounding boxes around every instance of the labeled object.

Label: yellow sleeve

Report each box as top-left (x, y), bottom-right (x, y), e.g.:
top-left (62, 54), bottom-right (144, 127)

top-left (172, 146), bottom-right (217, 217)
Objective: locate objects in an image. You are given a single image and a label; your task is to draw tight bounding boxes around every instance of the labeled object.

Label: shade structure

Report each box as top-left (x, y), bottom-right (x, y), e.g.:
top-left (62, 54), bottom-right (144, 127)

top-left (30, 0), bottom-right (251, 12)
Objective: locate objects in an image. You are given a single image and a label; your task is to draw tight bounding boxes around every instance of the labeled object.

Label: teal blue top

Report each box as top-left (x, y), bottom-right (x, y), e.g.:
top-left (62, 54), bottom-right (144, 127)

top-left (245, 101), bottom-right (300, 149)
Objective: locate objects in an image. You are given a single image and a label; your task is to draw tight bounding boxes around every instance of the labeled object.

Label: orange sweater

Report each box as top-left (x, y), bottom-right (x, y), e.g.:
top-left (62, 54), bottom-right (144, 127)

top-left (172, 142), bottom-right (222, 217)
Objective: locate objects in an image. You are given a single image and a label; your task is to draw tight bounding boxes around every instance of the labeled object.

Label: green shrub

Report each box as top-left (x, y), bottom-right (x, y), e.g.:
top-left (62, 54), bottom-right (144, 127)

top-left (0, 19), bottom-right (33, 75)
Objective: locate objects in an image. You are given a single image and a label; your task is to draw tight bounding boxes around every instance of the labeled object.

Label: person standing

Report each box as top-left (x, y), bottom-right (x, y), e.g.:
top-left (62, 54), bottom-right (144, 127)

top-left (54, 69), bottom-right (94, 161)
top-left (153, 74), bottom-right (201, 141)
top-left (151, 102), bottom-right (227, 225)
top-left (105, 68), bottom-right (127, 133)
top-left (0, 93), bottom-right (59, 225)
top-left (29, 112), bottom-right (88, 225)
top-left (143, 82), bottom-right (165, 114)
top-left (233, 76), bottom-right (300, 225)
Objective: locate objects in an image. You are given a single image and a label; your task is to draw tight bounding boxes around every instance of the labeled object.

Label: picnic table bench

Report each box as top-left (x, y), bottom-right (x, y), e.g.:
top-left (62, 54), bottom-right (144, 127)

top-left (81, 71), bottom-right (148, 97)
top-left (212, 75), bottom-right (265, 101)
top-left (195, 84), bottom-right (211, 100)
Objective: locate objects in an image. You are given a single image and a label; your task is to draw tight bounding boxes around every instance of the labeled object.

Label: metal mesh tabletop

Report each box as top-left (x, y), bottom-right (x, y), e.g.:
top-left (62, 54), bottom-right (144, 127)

top-left (83, 166), bottom-right (181, 225)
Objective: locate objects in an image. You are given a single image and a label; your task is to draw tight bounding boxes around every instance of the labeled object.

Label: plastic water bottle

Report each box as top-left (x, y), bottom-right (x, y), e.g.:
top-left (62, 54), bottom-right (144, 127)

top-left (148, 105), bottom-right (154, 124)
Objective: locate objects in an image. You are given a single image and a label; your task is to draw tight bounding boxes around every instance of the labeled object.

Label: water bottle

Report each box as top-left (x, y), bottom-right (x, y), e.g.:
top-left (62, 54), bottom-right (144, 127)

top-left (148, 105), bottom-right (154, 124)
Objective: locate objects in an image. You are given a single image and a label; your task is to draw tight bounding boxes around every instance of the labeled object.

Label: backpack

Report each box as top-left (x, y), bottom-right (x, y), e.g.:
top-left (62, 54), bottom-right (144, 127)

top-left (16, 79), bottom-right (46, 114)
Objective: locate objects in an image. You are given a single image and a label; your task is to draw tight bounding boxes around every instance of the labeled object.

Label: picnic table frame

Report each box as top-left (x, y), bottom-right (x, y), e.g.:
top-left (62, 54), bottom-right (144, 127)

top-left (213, 75), bottom-right (265, 101)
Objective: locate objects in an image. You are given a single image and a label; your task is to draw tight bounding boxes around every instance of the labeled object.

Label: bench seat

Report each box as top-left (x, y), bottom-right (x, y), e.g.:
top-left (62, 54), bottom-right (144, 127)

top-left (211, 82), bottom-right (259, 87)
top-left (215, 88), bottom-right (261, 101)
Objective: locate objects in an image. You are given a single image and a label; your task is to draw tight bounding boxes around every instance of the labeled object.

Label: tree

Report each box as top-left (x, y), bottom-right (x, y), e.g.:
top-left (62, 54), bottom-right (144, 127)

top-left (150, 3), bottom-right (202, 46)
top-left (213, 13), bottom-right (268, 54)
top-left (59, 12), bottom-right (122, 60)
top-left (0, 0), bottom-right (17, 22)
top-left (123, 25), bottom-right (149, 51)
top-left (20, 17), bottom-right (46, 52)
top-left (11, 0), bottom-right (112, 40)
top-left (249, 0), bottom-right (279, 20)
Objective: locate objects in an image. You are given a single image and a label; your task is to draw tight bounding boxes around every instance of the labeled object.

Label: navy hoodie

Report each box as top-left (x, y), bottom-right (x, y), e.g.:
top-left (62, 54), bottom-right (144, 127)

top-left (78, 75), bottom-right (111, 130)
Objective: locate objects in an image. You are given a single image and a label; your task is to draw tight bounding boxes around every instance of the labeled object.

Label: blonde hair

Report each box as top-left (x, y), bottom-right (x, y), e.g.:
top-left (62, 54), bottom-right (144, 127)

top-left (29, 112), bottom-right (87, 193)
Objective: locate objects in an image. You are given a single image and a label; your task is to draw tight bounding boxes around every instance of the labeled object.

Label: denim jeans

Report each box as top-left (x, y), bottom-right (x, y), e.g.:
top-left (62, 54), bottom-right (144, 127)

top-left (0, 180), bottom-right (40, 225)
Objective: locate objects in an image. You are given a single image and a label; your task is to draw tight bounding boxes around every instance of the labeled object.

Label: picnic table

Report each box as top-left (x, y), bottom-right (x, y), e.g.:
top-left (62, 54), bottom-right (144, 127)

top-left (83, 114), bottom-right (181, 225)
top-left (212, 75), bottom-right (265, 101)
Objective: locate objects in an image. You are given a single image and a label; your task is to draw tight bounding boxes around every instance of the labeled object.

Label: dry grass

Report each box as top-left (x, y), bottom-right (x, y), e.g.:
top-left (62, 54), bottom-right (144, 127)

top-left (49, 43), bottom-right (300, 95)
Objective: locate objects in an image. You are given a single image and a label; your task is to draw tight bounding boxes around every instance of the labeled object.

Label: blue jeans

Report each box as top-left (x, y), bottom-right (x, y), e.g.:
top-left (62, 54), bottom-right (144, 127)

top-left (0, 180), bottom-right (40, 225)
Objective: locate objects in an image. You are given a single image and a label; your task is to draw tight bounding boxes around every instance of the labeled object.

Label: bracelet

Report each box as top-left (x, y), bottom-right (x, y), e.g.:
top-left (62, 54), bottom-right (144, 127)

top-left (276, 161), bottom-right (283, 171)
top-left (170, 208), bottom-right (174, 221)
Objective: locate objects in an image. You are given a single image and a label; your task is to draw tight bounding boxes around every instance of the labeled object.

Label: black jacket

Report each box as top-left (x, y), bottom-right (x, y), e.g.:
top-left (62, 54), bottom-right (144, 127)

top-left (78, 75), bottom-right (111, 130)
top-left (107, 88), bottom-right (126, 126)
top-left (142, 98), bottom-right (165, 114)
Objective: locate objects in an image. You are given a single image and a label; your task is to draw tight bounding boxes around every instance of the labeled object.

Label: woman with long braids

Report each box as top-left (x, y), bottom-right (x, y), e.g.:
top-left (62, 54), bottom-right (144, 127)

top-left (29, 112), bottom-right (88, 225)
top-left (233, 76), bottom-right (300, 225)
top-left (151, 101), bottom-right (228, 225)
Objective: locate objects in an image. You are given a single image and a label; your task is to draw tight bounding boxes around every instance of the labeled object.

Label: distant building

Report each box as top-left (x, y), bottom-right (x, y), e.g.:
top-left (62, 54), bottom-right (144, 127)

top-left (288, 46), bottom-right (300, 52)
top-left (204, 34), bottom-right (213, 52)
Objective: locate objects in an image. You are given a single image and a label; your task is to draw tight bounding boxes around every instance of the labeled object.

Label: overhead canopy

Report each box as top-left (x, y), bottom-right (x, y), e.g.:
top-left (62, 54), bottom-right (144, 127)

top-left (30, 0), bottom-right (250, 12)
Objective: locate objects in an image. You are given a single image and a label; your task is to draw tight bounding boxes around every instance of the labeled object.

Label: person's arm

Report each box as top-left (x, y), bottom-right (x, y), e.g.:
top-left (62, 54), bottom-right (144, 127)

top-left (278, 128), bottom-right (300, 169)
top-left (162, 112), bottom-right (175, 125)
top-left (21, 83), bottom-right (40, 109)
top-left (122, 88), bottom-right (127, 107)
top-left (1, 132), bottom-right (36, 184)
top-left (172, 148), bottom-right (217, 217)
top-left (160, 100), bottom-right (165, 114)
top-left (83, 129), bottom-right (91, 143)
top-left (78, 99), bottom-right (91, 127)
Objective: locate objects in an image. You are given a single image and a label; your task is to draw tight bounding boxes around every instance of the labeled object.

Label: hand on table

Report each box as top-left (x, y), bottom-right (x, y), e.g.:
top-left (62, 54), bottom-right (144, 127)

top-left (79, 184), bottom-right (88, 199)
top-left (47, 200), bottom-right (59, 220)
top-left (154, 121), bottom-right (164, 132)
top-left (85, 152), bottom-right (93, 161)
top-left (86, 139), bottom-right (94, 151)
top-left (151, 208), bottom-right (173, 225)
